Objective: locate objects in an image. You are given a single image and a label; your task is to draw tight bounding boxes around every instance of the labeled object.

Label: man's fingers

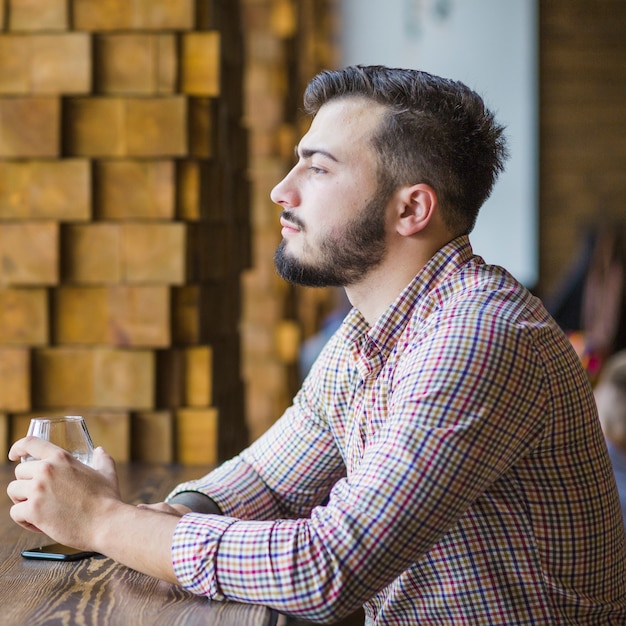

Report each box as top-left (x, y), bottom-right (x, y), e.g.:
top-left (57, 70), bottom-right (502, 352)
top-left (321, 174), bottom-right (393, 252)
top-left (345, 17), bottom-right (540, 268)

top-left (92, 446), bottom-right (115, 476)
top-left (9, 437), bottom-right (64, 463)
top-left (92, 447), bottom-right (120, 495)
top-left (6, 478), bottom-right (29, 504)
top-left (8, 501), bottom-right (43, 533)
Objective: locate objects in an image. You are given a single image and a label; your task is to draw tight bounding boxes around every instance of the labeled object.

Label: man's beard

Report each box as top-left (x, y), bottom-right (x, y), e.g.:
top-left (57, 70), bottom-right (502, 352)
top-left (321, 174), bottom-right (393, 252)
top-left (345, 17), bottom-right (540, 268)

top-left (274, 192), bottom-right (388, 288)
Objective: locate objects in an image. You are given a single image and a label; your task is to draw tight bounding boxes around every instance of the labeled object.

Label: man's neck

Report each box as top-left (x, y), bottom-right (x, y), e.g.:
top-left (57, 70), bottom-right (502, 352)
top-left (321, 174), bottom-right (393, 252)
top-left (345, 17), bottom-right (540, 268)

top-left (346, 234), bottom-right (454, 326)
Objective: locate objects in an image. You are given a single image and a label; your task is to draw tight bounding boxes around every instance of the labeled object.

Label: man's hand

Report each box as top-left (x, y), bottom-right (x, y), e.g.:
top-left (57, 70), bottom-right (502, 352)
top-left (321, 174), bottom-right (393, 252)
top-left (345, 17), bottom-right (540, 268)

top-left (7, 437), bottom-right (183, 585)
top-left (7, 438), bottom-right (122, 550)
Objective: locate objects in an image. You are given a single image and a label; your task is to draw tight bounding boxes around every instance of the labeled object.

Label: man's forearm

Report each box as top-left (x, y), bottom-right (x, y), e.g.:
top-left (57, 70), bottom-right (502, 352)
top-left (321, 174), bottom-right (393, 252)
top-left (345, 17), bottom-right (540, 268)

top-left (92, 501), bottom-right (181, 584)
top-left (95, 492), bottom-right (221, 582)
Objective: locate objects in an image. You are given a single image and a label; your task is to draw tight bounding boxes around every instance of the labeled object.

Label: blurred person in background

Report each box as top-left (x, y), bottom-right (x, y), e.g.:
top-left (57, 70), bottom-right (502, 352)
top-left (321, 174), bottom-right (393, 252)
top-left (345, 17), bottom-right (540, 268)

top-left (594, 350), bottom-right (626, 528)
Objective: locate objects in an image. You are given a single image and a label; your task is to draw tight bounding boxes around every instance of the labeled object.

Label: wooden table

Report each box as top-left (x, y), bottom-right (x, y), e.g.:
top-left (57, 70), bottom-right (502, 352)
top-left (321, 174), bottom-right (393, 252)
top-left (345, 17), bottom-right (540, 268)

top-left (0, 462), bottom-right (277, 626)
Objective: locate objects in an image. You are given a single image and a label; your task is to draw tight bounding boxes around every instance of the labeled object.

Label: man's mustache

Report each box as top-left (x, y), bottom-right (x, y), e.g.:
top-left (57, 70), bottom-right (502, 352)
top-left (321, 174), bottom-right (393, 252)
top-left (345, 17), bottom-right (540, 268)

top-left (281, 210), bottom-right (306, 231)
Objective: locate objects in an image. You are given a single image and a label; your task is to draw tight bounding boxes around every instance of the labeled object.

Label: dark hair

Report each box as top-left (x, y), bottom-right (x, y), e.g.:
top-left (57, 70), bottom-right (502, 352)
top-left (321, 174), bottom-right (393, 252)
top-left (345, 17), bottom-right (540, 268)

top-left (303, 65), bottom-right (509, 235)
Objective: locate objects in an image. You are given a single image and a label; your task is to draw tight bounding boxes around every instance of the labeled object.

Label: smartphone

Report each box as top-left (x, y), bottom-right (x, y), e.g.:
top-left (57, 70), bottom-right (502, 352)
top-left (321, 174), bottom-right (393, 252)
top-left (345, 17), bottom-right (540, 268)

top-left (21, 543), bottom-right (99, 561)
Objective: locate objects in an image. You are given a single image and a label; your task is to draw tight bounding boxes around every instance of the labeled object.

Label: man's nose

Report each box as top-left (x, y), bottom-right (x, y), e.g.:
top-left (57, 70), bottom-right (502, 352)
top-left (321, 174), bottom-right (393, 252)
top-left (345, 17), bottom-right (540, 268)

top-left (270, 168), bottom-right (298, 208)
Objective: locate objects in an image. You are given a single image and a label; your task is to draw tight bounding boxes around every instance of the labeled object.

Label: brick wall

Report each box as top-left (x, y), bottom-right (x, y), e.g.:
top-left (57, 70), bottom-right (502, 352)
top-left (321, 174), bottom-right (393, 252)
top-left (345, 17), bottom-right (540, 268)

top-left (539, 0), bottom-right (626, 297)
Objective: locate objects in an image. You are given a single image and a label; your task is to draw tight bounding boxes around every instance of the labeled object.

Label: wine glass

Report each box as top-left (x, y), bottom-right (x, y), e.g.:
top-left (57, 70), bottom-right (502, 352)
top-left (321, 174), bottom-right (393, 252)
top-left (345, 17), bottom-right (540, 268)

top-left (22, 416), bottom-right (95, 467)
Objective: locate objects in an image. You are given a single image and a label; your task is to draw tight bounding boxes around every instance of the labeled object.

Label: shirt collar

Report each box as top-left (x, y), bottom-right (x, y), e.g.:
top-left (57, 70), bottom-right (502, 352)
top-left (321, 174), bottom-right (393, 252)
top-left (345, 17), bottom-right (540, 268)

top-left (340, 236), bottom-right (476, 361)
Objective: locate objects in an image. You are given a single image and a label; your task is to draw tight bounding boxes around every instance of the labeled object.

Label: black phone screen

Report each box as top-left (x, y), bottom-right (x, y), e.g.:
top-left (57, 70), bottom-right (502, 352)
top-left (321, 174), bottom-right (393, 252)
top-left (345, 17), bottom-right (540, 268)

top-left (21, 543), bottom-right (99, 561)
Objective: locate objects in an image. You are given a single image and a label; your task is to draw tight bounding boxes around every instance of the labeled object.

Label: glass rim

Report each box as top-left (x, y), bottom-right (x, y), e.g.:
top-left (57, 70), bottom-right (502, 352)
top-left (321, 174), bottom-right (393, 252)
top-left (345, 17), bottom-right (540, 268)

top-left (29, 415), bottom-right (85, 424)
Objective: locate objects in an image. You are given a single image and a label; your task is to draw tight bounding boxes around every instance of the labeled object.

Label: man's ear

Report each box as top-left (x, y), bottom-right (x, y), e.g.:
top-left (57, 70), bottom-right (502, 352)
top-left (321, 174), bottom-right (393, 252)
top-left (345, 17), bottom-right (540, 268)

top-left (395, 183), bottom-right (438, 237)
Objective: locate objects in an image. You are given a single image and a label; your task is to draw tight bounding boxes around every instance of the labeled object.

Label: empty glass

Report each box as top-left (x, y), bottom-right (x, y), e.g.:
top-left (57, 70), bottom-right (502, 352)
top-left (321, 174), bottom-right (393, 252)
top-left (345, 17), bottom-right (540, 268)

top-left (23, 416), bottom-right (95, 467)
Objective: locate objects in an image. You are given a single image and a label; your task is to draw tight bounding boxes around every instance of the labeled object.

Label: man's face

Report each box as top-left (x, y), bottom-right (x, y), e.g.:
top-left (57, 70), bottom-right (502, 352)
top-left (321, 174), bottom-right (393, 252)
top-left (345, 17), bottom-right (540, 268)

top-left (270, 98), bottom-right (392, 287)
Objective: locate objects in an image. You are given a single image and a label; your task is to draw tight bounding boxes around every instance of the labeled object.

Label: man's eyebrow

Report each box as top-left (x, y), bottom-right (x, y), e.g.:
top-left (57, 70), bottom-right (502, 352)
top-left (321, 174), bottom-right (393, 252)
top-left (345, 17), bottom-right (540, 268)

top-left (294, 144), bottom-right (339, 162)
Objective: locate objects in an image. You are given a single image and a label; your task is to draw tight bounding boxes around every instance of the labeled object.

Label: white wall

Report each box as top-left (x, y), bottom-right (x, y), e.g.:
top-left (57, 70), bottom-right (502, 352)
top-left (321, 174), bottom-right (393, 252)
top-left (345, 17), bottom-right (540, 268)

top-left (339, 0), bottom-right (538, 286)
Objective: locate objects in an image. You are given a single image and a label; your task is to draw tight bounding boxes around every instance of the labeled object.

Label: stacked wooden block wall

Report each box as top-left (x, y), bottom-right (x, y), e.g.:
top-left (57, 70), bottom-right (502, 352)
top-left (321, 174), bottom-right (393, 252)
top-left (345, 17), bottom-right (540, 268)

top-left (0, 0), bottom-right (249, 464)
top-left (240, 0), bottom-right (339, 440)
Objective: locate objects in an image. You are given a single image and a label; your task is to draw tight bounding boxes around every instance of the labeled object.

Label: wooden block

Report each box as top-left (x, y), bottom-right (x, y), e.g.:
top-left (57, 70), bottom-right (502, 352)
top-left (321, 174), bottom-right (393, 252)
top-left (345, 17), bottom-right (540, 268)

top-left (54, 286), bottom-right (170, 347)
top-left (176, 160), bottom-right (203, 221)
top-left (106, 286), bottom-right (170, 347)
top-left (0, 160), bottom-right (88, 221)
top-left (95, 160), bottom-right (175, 220)
top-left (29, 160), bottom-right (91, 220)
top-left (171, 286), bottom-right (204, 345)
top-left (95, 34), bottom-right (177, 95)
top-left (9, 413), bottom-right (30, 442)
top-left (209, 334), bottom-right (241, 394)
top-left (0, 348), bottom-right (30, 412)
top-left (34, 347), bottom-right (154, 409)
top-left (94, 348), bottom-right (155, 409)
top-left (185, 346), bottom-right (212, 407)
top-left (0, 222), bottom-right (58, 285)
top-left (203, 160), bottom-right (225, 221)
top-left (195, 0), bottom-right (215, 30)
top-left (0, 161), bottom-right (30, 218)
top-left (0, 413), bottom-right (7, 457)
top-left (7, 0), bottom-right (68, 31)
top-left (181, 31), bottom-right (220, 96)
top-left (73, 0), bottom-right (195, 31)
top-left (31, 33), bottom-right (91, 94)
top-left (140, 0), bottom-right (195, 30)
top-left (82, 411), bottom-right (130, 462)
top-left (188, 97), bottom-right (214, 158)
top-left (190, 277), bottom-right (239, 336)
top-left (270, 0), bottom-right (297, 37)
top-left (53, 287), bottom-right (109, 344)
top-left (95, 34), bottom-right (159, 95)
top-left (0, 35), bottom-right (31, 93)
top-left (0, 288), bottom-right (48, 345)
top-left (63, 222), bottom-right (187, 285)
top-left (176, 407), bottom-right (218, 465)
top-left (156, 34), bottom-right (177, 94)
top-left (131, 411), bottom-right (174, 463)
top-left (121, 222), bottom-right (186, 284)
top-left (66, 97), bottom-right (186, 157)
top-left (156, 346), bottom-right (213, 408)
top-left (63, 98), bottom-right (125, 156)
top-left (72, 0), bottom-right (132, 30)
top-left (176, 159), bottom-right (231, 223)
top-left (215, 379), bottom-right (248, 460)
top-left (156, 349), bottom-right (186, 408)
top-left (188, 222), bottom-right (236, 281)
top-left (0, 97), bottom-right (59, 157)
top-left (33, 348), bottom-right (95, 407)
top-left (62, 223), bottom-right (121, 283)
top-left (125, 97), bottom-right (187, 157)
top-left (275, 319), bottom-right (301, 364)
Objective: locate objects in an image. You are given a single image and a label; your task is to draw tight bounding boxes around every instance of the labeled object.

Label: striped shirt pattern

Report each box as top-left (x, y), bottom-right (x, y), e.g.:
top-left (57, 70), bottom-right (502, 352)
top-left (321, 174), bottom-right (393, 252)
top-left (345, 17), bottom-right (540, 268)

top-left (169, 236), bottom-right (626, 625)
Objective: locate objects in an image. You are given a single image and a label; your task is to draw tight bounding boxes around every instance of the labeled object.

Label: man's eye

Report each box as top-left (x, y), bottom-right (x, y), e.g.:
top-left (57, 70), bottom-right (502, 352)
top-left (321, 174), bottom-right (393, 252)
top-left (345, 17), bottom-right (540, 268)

top-left (309, 166), bottom-right (326, 174)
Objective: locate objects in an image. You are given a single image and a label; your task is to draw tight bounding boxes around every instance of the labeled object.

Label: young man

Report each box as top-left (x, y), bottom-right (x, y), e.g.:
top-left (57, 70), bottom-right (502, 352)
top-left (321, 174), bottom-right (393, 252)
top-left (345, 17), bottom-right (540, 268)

top-left (8, 66), bottom-right (626, 625)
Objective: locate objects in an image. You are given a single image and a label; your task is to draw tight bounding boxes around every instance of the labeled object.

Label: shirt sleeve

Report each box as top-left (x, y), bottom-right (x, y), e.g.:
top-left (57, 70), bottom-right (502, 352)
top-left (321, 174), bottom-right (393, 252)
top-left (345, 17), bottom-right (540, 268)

top-left (170, 297), bottom-right (550, 623)
top-left (166, 380), bottom-right (347, 520)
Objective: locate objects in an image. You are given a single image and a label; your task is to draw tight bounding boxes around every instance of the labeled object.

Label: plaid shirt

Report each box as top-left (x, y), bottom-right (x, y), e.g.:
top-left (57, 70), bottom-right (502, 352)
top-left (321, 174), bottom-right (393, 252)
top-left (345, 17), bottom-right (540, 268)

top-left (169, 237), bottom-right (626, 625)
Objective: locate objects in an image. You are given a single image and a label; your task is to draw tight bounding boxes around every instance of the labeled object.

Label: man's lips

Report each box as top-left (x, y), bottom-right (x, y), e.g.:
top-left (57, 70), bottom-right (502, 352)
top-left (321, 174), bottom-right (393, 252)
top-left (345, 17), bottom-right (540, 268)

top-left (280, 216), bottom-right (301, 234)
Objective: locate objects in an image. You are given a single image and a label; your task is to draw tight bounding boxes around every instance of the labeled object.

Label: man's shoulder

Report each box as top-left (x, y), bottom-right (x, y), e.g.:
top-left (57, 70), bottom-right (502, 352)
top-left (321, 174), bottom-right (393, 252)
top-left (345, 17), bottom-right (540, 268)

top-left (423, 260), bottom-right (539, 326)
